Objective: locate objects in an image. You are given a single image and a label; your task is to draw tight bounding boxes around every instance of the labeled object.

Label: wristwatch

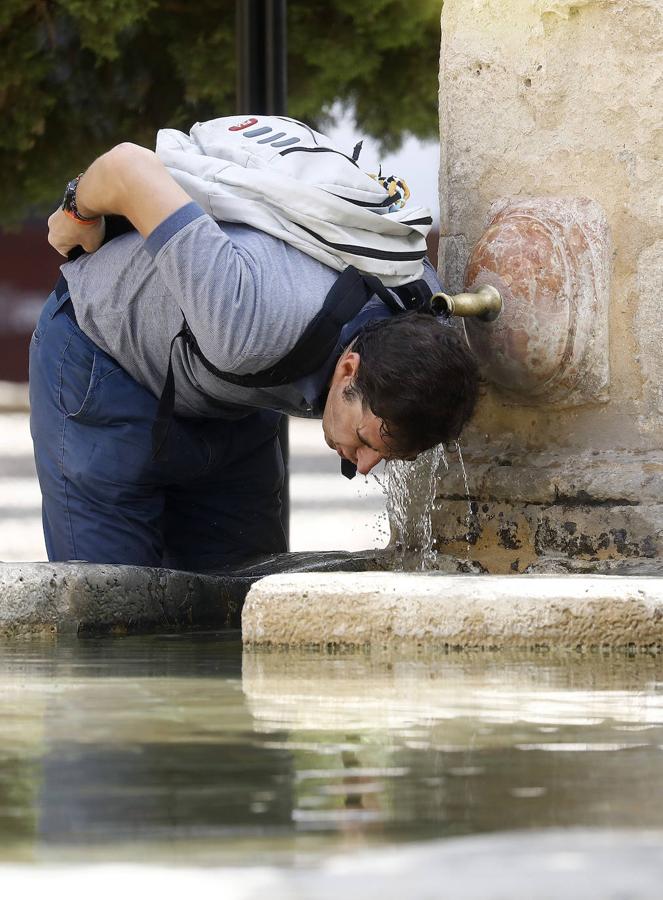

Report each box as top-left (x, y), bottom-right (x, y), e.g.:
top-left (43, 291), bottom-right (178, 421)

top-left (62, 174), bottom-right (101, 224)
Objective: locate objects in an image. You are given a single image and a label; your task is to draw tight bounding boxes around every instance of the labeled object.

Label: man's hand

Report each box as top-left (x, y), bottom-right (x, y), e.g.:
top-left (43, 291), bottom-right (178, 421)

top-left (47, 207), bottom-right (106, 258)
top-left (48, 142), bottom-right (193, 256)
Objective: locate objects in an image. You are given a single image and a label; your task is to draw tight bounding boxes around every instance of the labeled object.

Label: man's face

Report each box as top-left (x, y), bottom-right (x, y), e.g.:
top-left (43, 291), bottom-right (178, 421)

top-left (322, 351), bottom-right (406, 476)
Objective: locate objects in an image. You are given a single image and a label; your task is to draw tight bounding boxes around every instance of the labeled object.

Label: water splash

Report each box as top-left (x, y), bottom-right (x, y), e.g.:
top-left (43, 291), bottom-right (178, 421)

top-left (417, 443), bottom-right (448, 569)
top-left (382, 441), bottom-right (477, 569)
top-left (385, 443), bottom-right (449, 570)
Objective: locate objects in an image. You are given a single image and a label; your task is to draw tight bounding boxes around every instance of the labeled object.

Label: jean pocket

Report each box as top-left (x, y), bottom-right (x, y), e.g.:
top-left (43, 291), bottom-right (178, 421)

top-left (33, 290), bottom-right (63, 346)
top-left (58, 331), bottom-right (120, 421)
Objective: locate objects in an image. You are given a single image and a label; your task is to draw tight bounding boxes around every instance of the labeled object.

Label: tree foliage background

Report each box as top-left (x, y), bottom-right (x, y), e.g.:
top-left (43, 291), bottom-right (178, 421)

top-left (0, 0), bottom-right (441, 225)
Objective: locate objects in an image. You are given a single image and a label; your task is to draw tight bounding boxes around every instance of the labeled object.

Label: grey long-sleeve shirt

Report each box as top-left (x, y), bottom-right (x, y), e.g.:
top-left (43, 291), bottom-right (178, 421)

top-left (62, 202), bottom-right (441, 419)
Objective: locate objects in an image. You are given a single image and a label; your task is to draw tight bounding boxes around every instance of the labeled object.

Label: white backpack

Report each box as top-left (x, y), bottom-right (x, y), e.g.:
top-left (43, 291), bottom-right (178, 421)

top-left (155, 114), bottom-right (432, 287)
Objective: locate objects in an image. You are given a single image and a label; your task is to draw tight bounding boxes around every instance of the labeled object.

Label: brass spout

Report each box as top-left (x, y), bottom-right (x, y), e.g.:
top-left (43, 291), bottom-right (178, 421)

top-left (432, 284), bottom-right (502, 322)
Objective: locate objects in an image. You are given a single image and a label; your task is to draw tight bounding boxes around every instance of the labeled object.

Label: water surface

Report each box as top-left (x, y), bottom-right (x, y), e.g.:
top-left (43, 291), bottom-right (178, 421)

top-left (1, 634), bottom-right (663, 865)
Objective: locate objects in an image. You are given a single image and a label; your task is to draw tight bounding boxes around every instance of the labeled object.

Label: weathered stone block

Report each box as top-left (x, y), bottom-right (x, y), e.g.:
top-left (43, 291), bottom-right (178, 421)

top-left (427, 499), bottom-right (663, 575)
top-left (0, 563), bottom-right (240, 636)
top-left (242, 572), bottom-right (663, 650)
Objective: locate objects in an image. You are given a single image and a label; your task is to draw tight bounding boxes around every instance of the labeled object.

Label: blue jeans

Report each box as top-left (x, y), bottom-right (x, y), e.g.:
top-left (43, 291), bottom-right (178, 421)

top-left (29, 288), bottom-right (286, 569)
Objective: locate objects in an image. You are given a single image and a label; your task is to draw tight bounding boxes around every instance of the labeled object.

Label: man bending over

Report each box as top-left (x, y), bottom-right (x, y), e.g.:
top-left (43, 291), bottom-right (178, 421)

top-left (34, 138), bottom-right (478, 570)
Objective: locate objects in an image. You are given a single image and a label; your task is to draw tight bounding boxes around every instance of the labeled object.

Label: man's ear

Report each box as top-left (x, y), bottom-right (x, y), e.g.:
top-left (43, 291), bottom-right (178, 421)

top-left (329, 350), bottom-right (361, 392)
top-left (339, 350), bottom-right (361, 380)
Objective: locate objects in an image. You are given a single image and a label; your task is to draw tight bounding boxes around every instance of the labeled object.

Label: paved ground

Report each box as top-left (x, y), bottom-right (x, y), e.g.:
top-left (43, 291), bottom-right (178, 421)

top-left (286, 417), bottom-right (389, 552)
top-left (0, 407), bottom-right (389, 562)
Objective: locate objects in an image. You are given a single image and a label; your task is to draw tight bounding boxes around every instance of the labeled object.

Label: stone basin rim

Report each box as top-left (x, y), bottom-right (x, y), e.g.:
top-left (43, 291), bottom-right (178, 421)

top-left (242, 572), bottom-right (663, 651)
top-left (1, 561), bottom-right (663, 646)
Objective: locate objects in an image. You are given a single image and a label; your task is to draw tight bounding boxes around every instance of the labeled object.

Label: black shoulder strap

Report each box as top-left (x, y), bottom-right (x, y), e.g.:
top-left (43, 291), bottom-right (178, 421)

top-left (181, 265), bottom-right (380, 389)
top-left (151, 265), bottom-right (382, 457)
top-left (152, 324), bottom-right (189, 460)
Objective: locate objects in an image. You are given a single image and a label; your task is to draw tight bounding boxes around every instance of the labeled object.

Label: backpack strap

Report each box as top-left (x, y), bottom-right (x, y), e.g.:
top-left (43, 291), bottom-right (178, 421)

top-left (151, 265), bottom-right (392, 457)
top-left (151, 324), bottom-right (190, 460)
top-left (183, 265), bottom-right (379, 389)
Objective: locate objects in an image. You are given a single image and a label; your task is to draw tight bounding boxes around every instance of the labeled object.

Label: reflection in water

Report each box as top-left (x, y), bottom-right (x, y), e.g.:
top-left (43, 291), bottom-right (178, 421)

top-left (244, 651), bottom-right (663, 846)
top-left (0, 635), bottom-right (293, 863)
top-left (1, 636), bottom-right (663, 864)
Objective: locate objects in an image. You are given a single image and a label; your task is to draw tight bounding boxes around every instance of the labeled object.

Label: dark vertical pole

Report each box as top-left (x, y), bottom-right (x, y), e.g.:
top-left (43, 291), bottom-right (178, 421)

top-left (235, 0), bottom-right (264, 114)
top-left (236, 0), bottom-right (290, 544)
top-left (265, 0), bottom-right (287, 115)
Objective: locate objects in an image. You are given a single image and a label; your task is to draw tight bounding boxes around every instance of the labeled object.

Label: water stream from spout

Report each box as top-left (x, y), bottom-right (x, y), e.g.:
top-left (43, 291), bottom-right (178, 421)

top-left (417, 443), bottom-right (448, 569)
top-left (383, 443), bottom-right (449, 570)
top-left (380, 440), bottom-right (474, 569)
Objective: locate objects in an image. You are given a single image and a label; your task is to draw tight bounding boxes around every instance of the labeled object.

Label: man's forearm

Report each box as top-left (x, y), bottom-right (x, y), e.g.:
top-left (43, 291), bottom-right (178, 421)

top-left (75, 143), bottom-right (193, 239)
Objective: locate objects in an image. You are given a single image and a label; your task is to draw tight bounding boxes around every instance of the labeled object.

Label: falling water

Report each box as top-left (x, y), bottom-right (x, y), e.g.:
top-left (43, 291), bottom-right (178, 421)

top-left (385, 443), bottom-right (449, 570)
top-left (453, 442), bottom-right (473, 521)
top-left (448, 440), bottom-right (475, 557)
top-left (381, 440), bottom-right (476, 570)
top-left (416, 443), bottom-right (449, 569)
top-left (382, 459), bottom-right (409, 563)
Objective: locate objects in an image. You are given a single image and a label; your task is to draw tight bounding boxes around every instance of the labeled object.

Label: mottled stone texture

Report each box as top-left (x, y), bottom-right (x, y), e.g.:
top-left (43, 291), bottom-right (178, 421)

top-left (464, 196), bottom-right (611, 405)
top-left (0, 563), bottom-right (242, 636)
top-left (414, 0), bottom-right (663, 572)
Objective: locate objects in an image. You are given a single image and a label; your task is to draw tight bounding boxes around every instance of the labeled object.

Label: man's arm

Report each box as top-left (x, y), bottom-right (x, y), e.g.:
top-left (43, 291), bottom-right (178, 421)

top-left (48, 143), bottom-right (192, 257)
top-left (47, 142), bottom-right (268, 373)
top-left (48, 142), bottom-right (290, 376)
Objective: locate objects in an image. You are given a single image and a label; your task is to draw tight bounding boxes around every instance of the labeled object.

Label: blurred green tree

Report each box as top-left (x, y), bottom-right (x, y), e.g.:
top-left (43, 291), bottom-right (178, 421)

top-left (0, 0), bottom-right (441, 224)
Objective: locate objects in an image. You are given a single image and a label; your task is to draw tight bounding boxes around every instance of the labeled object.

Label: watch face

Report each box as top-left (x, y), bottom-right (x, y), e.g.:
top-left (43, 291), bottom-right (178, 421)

top-left (62, 175), bottom-right (98, 222)
top-left (62, 178), bottom-right (79, 212)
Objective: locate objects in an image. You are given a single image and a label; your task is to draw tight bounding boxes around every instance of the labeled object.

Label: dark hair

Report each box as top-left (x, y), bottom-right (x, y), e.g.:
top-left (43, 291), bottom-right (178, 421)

top-left (348, 312), bottom-right (480, 456)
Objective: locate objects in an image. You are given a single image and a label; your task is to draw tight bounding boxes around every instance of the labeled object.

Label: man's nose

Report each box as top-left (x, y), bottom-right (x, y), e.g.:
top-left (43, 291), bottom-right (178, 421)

top-left (356, 448), bottom-right (383, 475)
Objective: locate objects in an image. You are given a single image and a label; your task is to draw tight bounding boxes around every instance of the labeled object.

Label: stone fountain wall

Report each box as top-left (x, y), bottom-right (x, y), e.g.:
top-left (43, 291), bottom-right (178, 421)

top-left (401, 0), bottom-right (663, 573)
